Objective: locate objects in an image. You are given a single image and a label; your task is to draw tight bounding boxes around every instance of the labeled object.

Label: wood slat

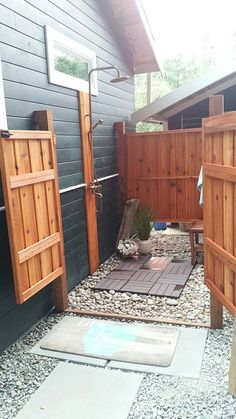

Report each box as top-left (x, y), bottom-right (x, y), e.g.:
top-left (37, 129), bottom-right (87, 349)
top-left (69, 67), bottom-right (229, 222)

top-left (78, 92), bottom-right (99, 274)
top-left (28, 139), bottom-right (53, 279)
top-left (205, 238), bottom-right (236, 275)
top-left (203, 110), bottom-right (236, 322)
top-left (118, 128), bottom-right (203, 221)
top-left (22, 267), bottom-right (63, 302)
top-left (9, 130), bottom-right (51, 139)
top-left (18, 233), bottom-right (60, 263)
top-left (10, 169), bottom-right (54, 188)
top-left (0, 128), bottom-right (67, 309)
top-left (205, 279), bottom-right (236, 316)
top-left (14, 138), bottom-right (42, 287)
top-left (204, 163), bottom-right (236, 182)
top-left (203, 111), bottom-right (236, 133)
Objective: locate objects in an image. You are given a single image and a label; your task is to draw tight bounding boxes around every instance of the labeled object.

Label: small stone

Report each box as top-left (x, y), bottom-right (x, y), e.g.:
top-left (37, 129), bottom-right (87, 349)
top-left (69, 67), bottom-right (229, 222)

top-left (94, 293), bottom-right (101, 300)
top-left (71, 302), bottom-right (77, 308)
top-left (109, 290), bottom-right (115, 295)
top-left (166, 299), bottom-right (178, 306)
top-left (121, 294), bottom-right (130, 301)
top-left (131, 294), bottom-right (140, 301)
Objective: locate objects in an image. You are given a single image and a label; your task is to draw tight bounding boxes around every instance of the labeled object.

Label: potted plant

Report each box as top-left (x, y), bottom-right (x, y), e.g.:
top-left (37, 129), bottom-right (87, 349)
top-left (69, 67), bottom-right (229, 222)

top-left (134, 205), bottom-right (154, 254)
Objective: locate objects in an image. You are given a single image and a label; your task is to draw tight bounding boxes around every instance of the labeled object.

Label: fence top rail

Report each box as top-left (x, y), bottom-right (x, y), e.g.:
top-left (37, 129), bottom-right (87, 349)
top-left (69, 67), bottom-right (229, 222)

top-left (127, 128), bottom-right (202, 137)
top-left (203, 111), bottom-right (236, 133)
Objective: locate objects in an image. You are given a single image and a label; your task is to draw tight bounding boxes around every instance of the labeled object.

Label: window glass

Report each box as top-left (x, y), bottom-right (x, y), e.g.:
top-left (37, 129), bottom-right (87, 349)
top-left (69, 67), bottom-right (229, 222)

top-left (45, 27), bottom-right (97, 94)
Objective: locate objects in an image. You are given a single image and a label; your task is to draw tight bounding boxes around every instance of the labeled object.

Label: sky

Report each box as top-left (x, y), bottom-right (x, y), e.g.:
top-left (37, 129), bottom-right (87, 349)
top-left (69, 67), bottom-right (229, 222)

top-left (142, 0), bottom-right (236, 68)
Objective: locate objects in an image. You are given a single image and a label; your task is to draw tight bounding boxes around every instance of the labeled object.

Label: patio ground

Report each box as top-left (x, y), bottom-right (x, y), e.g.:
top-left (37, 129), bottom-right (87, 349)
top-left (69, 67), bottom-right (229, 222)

top-left (68, 230), bottom-right (209, 325)
top-left (0, 231), bottom-right (236, 419)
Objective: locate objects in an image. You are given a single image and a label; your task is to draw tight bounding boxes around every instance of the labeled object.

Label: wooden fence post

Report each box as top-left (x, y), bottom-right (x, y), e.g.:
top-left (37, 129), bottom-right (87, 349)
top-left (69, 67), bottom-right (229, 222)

top-left (78, 92), bottom-right (99, 274)
top-left (114, 122), bottom-right (127, 209)
top-left (33, 110), bottom-right (68, 312)
top-left (208, 95), bottom-right (224, 329)
top-left (229, 319), bottom-right (236, 396)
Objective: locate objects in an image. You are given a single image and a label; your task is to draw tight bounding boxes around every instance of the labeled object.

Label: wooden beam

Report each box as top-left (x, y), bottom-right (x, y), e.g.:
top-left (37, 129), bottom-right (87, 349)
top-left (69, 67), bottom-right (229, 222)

top-left (18, 233), bottom-right (60, 263)
top-left (10, 169), bottom-right (54, 188)
top-left (22, 268), bottom-right (63, 302)
top-left (205, 278), bottom-right (235, 317)
top-left (116, 198), bottom-right (139, 244)
top-left (78, 92), bottom-right (99, 274)
top-left (203, 112), bottom-right (236, 134)
top-left (147, 73), bottom-right (152, 104)
top-left (229, 319), bottom-right (236, 396)
top-left (66, 308), bottom-right (210, 328)
top-left (210, 293), bottom-right (223, 329)
top-left (205, 238), bottom-right (236, 275)
top-left (206, 96), bottom-right (224, 329)
top-left (204, 163), bottom-right (236, 182)
top-left (114, 122), bottom-right (127, 208)
top-left (209, 95), bottom-right (224, 117)
top-left (33, 110), bottom-right (68, 312)
top-left (33, 110), bottom-right (56, 144)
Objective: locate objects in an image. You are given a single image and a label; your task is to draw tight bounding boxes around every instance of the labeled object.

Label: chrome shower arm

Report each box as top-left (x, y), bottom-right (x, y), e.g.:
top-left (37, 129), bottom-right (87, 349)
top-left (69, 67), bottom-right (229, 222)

top-left (88, 65), bottom-right (120, 135)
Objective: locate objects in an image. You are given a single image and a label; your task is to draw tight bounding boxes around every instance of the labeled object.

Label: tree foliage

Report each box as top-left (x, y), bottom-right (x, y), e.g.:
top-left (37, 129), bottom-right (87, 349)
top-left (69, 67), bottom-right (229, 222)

top-left (55, 55), bottom-right (88, 80)
top-left (135, 38), bottom-right (218, 132)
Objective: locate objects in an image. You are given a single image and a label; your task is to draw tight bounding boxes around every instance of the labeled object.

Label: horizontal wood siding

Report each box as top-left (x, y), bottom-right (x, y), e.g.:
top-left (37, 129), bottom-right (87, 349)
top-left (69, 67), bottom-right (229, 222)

top-left (0, 0), bottom-right (134, 351)
top-left (97, 177), bottom-right (121, 263)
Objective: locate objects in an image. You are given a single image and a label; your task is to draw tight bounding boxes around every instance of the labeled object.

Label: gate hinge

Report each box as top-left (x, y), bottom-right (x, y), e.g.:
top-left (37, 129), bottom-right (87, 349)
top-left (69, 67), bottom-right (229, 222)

top-left (0, 130), bottom-right (12, 139)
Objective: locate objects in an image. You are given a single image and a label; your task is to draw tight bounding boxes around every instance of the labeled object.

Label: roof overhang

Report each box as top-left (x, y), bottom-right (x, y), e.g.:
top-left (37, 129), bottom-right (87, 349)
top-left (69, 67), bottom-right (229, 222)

top-left (109, 0), bottom-right (161, 74)
top-left (131, 65), bottom-right (236, 125)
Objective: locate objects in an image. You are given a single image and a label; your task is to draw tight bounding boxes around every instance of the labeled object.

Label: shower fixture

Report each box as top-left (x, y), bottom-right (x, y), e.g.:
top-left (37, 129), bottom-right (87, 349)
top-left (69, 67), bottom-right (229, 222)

top-left (92, 118), bottom-right (104, 130)
top-left (88, 65), bottom-right (129, 137)
top-left (86, 65), bottom-right (129, 211)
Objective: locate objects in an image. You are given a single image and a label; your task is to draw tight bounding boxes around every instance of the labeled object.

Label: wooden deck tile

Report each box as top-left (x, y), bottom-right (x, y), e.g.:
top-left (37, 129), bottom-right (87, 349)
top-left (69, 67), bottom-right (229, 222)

top-left (106, 271), bottom-right (134, 280)
top-left (93, 257), bottom-right (193, 299)
top-left (142, 256), bottom-right (172, 271)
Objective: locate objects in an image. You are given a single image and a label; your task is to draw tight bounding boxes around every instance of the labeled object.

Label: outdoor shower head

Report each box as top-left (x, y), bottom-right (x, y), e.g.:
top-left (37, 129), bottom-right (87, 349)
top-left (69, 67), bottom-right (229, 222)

top-left (110, 67), bottom-right (130, 83)
top-left (110, 75), bottom-right (130, 83)
top-left (92, 118), bottom-right (104, 130)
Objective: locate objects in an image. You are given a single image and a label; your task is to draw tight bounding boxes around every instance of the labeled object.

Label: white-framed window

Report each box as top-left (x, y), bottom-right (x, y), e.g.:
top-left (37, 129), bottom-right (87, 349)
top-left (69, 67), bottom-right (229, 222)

top-left (45, 26), bottom-right (98, 95)
top-left (0, 57), bottom-right (7, 129)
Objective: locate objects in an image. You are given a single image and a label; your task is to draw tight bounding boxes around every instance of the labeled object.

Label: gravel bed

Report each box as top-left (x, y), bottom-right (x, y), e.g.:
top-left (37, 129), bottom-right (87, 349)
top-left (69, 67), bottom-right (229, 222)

top-left (68, 232), bottom-right (209, 325)
top-left (0, 310), bottom-right (235, 419)
top-left (1, 231), bottom-right (236, 418)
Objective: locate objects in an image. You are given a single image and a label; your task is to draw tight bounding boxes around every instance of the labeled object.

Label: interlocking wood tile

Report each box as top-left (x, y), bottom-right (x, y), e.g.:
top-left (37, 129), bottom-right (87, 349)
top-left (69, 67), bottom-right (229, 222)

top-left (106, 271), bottom-right (134, 280)
top-left (142, 256), bottom-right (173, 271)
top-left (93, 257), bottom-right (193, 299)
top-left (118, 255), bottom-right (150, 271)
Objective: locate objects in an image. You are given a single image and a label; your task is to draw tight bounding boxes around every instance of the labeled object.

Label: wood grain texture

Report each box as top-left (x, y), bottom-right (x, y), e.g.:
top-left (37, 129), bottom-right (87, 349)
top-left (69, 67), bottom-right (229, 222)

top-left (0, 129), bottom-right (67, 308)
top-left (121, 129), bottom-right (203, 221)
top-left (34, 110), bottom-right (68, 312)
top-left (203, 110), bottom-right (236, 318)
top-left (78, 91), bottom-right (99, 274)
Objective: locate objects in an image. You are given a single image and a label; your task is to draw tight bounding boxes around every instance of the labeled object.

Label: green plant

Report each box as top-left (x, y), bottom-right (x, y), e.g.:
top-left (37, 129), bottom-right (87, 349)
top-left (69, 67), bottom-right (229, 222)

top-left (134, 205), bottom-right (154, 241)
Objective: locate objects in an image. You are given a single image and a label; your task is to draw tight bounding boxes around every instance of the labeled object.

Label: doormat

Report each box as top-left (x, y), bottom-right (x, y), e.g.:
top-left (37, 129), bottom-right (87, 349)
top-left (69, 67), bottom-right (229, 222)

top-left (108, 328), bottom-right (208, 379)
top-left (93, 256), bottom-right (193, 298)
top-left (16, 363), bottom-right (142, 419)
top-left (40, 317), bottom-right (180, 367)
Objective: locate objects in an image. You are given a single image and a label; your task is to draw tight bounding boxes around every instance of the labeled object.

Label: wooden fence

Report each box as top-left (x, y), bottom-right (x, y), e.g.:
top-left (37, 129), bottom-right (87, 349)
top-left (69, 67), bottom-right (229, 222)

top-left (203, 112), bottom-right (236, 316)
top-left (116, 125), bottom-right (203, 222)
top-left (0, 129), bottom-right (67, 309)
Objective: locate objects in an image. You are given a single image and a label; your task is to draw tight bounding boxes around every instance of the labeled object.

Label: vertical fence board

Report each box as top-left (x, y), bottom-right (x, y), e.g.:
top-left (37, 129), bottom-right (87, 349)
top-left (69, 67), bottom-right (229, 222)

top-left (0, 130), bottom-right (67, 308)
top-left (119, 128), bottom-right (203, 221)
top-left (203, 111), bottom-right (236, 316)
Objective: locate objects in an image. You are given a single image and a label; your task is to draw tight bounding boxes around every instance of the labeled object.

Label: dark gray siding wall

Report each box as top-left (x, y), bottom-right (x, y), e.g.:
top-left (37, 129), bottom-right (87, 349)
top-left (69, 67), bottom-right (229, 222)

top-left (168, 84), bottom-right (236, 129)
top-left (0, 0), bottom-right (134, 352)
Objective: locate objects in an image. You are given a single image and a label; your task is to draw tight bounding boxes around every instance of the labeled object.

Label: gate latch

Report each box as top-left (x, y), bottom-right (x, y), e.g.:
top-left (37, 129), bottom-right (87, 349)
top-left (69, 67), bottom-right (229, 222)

top-left (0, 130), bottom-right (12, 139)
